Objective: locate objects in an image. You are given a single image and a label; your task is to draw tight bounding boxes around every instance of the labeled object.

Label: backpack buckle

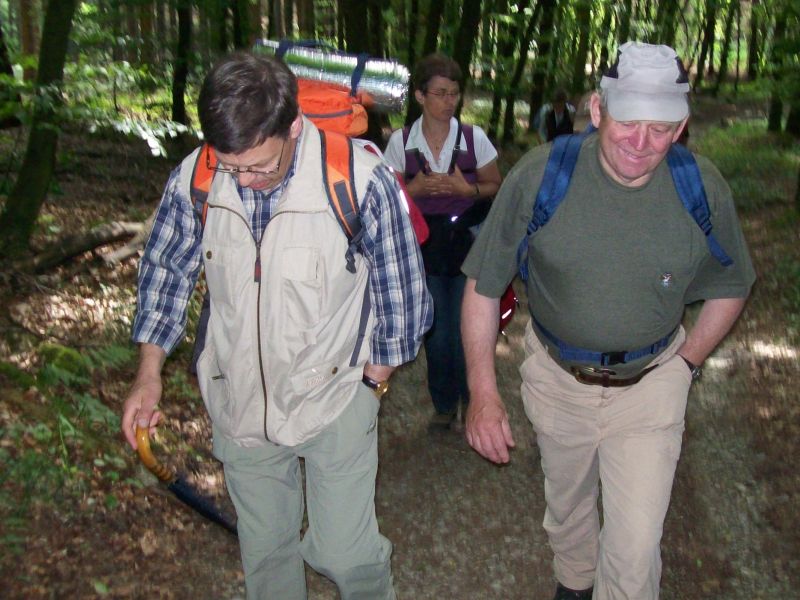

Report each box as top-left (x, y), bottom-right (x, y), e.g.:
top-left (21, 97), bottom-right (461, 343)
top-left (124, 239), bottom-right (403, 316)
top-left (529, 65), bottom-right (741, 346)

top-left (600, 351), bottom-right (627, 366)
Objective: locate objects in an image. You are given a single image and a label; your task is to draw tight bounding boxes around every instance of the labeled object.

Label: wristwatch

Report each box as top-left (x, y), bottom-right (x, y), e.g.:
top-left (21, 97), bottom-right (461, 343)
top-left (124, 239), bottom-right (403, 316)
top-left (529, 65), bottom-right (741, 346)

top-left (679, 355), bottom-right (702, 381)
top-left (362, 375), bottom-right (389, 398)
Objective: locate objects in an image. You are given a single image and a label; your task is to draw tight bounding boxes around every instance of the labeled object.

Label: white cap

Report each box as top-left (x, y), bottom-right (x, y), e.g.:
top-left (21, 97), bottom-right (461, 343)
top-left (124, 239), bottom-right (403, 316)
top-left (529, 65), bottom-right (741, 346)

top-left (600, 41), bottom-right (690, 122)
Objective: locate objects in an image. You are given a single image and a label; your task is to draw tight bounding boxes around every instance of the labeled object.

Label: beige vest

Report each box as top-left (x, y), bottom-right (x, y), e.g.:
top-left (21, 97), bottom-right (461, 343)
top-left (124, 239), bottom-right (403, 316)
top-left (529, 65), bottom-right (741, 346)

top-left (180, 119), bottom-right (381, 447)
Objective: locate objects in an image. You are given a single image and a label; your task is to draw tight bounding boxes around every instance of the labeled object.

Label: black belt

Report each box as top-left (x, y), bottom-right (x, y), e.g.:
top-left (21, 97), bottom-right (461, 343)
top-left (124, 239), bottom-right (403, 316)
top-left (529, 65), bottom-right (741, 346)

top-left (570, 365), bottom-right (658, 388)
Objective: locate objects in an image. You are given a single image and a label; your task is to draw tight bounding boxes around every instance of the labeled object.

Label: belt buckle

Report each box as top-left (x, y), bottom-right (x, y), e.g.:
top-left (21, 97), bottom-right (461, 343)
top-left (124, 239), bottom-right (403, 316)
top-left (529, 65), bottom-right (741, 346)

top-left (582, 366), bottom-right (617, 376)
top-left (571, 365), bottom-right (617, 388)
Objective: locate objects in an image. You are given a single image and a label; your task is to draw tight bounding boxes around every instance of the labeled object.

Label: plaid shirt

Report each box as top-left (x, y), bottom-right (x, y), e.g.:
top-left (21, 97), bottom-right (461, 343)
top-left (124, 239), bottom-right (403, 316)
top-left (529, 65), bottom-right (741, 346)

top-left (133, 139), bottom-right (432, 367)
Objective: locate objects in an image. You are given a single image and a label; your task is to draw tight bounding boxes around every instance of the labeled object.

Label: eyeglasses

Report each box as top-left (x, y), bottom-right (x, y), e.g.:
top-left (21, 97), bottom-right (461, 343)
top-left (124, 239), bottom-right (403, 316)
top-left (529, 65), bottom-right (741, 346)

top-left (208, 139), bottom-right (287, 178)
top-left (425, 89), bottom-right (461, 100)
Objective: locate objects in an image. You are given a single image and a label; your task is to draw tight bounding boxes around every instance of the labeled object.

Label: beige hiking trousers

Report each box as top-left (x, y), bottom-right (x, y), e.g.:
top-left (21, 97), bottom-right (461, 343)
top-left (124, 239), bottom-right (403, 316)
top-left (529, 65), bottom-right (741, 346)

top-left (521, 321), bottom-right (692, 600)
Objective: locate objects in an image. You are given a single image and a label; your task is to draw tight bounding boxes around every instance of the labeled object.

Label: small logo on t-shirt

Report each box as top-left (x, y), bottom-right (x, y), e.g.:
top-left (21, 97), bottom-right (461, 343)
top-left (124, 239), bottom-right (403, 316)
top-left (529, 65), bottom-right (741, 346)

top-left (660, 272), bottom-right (673, 287)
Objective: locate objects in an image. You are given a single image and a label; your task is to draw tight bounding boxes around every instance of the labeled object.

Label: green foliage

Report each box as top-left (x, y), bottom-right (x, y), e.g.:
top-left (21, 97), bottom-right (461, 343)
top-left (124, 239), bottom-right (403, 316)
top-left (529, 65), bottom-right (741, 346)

top-left (775, 255), bottom-right (800, 336)
top-left (692, 120), bottom-right (800, 211)
top-left (0, 339), bottom-right (137, 556)
top-left (37, 342), bottom-right (91, 384)
top-left (0, 361), bottom-right (35, 388)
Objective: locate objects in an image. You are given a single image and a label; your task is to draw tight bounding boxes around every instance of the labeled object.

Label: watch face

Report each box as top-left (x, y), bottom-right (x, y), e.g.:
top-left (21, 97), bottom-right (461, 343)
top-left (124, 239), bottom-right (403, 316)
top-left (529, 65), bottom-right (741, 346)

top-left (375, 381), bottom-right (389, 396)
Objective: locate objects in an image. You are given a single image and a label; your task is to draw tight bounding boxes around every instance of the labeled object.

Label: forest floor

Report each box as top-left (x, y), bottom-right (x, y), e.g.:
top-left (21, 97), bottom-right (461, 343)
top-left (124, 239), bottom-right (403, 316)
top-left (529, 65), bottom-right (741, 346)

top-left (0, 93), bottom-right (798, 599)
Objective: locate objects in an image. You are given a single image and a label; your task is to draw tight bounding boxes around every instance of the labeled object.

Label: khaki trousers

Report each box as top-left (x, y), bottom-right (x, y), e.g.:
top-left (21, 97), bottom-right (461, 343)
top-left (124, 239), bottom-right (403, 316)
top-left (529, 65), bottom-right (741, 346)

top-left (520, 322), bottom-right (692, 600)
top-left (212, 384), bottom-right (395, 600)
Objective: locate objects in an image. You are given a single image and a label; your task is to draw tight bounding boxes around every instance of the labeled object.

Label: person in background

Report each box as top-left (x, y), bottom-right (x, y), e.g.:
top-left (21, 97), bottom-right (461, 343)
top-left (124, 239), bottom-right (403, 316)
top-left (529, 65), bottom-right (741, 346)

top-left (534, 88), bottom-right (576, 142)
top-left (384, 53), bottom-right (502, 431)
top-left (461, 42), bottom-right (755, 599)
top-left (121, 52), bottom-right (432, 600)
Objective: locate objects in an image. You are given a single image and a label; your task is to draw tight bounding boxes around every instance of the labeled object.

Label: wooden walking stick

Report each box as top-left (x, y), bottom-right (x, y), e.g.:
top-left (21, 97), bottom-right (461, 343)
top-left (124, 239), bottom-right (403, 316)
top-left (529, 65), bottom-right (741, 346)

top-left (136, 426), bottom-right (237, 535)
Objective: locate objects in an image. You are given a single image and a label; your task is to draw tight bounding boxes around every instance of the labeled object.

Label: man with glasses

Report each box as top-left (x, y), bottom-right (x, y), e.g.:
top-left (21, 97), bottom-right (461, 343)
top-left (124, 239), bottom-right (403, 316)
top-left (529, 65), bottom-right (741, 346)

top-left (121, 52), bottom-right (432, 600)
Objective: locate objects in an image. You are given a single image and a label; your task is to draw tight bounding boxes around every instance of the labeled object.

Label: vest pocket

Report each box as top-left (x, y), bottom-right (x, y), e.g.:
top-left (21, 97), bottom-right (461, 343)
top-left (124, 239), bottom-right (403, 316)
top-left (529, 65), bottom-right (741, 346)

top-left (281, 246), bottom-right (322, 328)
top-left (203, 242), bottom-right (239, 311)
top-left (196, 342), bottom-right (233, 434)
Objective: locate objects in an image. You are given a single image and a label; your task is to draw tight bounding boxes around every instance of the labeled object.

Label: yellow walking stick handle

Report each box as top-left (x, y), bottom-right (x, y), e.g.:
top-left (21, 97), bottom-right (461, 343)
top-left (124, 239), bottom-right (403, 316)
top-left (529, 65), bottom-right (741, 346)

top-left (136, 425), bottom-right (177, 484)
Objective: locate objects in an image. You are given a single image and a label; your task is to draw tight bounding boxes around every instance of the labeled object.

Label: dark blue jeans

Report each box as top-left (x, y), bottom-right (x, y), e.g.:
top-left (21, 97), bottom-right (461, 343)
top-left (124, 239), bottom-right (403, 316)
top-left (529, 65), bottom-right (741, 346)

top-left (425, 273), bottom-right (469, 415)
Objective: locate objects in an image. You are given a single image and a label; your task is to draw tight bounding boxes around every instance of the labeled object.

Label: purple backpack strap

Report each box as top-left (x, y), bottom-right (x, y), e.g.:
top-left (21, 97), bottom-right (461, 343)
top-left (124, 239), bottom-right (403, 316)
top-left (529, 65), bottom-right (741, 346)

top-left (402, 126), bottom-right (427, 178)
top-left (453, 124), bottom-right (477, 175)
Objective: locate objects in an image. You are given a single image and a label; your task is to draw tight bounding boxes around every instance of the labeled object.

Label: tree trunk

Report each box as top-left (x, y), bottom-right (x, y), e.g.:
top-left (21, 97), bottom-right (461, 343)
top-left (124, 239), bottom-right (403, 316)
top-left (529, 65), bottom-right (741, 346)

top-left (695, 0), bottom-right (717, 89)
top-left (139, 1), bottom-right (155, 66)
top-left (406, 0), bottom-right (447, 126)
top-left (337, 0), bottom-right (344, 49)
top-left (284, 0), bottom-right (295, 38)
top-left (528, 0), bottom-right (557, 132)
top-left (502, 1), bottom-right (543, 145)
top-left (232, 0), bottom-right (254, 48)
top-left (712, 0), bottom-right (737, 97)
top-left (597, 4), bottom-right (613, 75)
top-left (22, 221), bottom-right (146, 273)
top-left (172, 0), bottom-right (192, 125)
top-left (570, 0), bottom-right (591, 95)
top-left (655, 0), bottom-right (679, 47)
top-left (267, 0), bottom-right (277, 38)
top-left (155, 0), bottom-right (168, 60)
top-left (126, 2), bottom-right (139, 63)
top-left (734, 0), bottom-right (741, 92)
top-left (19, 0), bottom-right (41, 81)
top-left (747, 1), bottom-right (758, 79)
top-left (368, 0), bottom-right (385, 56)
top-left (767, 6), bottom-right (787, 133)
top-left (452, 0), bottom-right (483, 83)
top-left (795, 163), bottom-right (800, 213)
top-left (297, 0), bottom-right (316, 38)
top-left (249, 0), bottom-right (262, 43)
top-left (341, 0), bottom-right (368, 53)
top-left (0, 0), bottom-right (78, 259)
top-left (786, 103), bottom-right (800, 138)
top-left (209, 1), bottom-right (228, 53)
top-left (617, 0), bottom-right (633, 45)
top-left (478, 1), bottom-right (497, 82)
top-left (488, 0), bottom-right (530, 142)
top-left (404, 0), bottom-right (421, 126)
top-left (422, 0), bottom-right (445, 58)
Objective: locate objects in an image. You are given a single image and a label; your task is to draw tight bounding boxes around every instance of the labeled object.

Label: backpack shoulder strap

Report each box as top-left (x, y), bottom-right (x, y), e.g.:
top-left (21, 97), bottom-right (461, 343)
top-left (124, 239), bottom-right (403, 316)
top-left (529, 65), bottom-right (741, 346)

top-left (190, 144), bottom-right (216, 230)
top-left (666, 144), bottom-right (733, 266)
top-left (319, 129), bottom-right (362, 273)
top-left (516, 129), bottom-right (591, 280)
top-left (447, 121), bottom-right (464, 173)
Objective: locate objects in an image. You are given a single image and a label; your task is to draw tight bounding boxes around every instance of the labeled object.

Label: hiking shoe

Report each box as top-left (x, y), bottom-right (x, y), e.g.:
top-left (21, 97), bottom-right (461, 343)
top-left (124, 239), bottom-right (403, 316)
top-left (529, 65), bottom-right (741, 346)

top-left (553, 582), bottom-right (593, 599)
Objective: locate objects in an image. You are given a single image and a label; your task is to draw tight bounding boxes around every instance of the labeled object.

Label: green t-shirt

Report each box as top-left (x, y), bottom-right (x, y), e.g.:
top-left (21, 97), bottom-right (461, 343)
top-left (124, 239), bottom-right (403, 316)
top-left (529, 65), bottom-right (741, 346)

top-left (462, 134), bottom-right (756, 374)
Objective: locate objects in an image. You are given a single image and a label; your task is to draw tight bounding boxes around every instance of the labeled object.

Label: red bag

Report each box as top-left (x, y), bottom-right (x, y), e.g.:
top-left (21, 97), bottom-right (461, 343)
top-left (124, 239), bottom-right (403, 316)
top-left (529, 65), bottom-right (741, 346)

top-left (499, 284), bottom-right (518, 333)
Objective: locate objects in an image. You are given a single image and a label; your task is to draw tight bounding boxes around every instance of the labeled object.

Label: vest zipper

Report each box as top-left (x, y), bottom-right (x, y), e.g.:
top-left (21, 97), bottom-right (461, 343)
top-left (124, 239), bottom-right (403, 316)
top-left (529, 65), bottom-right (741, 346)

top-left (255, 236), bottom-right (271, 443)
top-left (206, 201), bottom-right (273, 443)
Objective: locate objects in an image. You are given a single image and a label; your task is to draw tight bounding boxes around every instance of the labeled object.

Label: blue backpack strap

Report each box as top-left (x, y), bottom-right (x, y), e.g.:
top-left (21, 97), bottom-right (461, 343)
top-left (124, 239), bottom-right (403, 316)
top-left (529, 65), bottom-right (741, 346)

top-left (516, 129), bottom-right (592, 280)
top-left (350, 53), bottom-right (369, 96)
top-left (666, 144), bottom-right (733, 267)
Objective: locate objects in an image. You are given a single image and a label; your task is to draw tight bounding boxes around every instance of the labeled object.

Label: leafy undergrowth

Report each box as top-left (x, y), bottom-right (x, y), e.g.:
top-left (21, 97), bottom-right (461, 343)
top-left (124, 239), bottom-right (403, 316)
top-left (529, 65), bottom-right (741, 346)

top-left (0, 105), bottom-right (799, 598)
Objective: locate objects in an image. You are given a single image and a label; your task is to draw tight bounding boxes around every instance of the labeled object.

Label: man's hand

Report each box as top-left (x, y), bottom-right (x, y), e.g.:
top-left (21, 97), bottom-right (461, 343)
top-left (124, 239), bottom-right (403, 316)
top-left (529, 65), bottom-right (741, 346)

top-left (363, 363), bottom-right (394, 384)
top-left (121, 343), bottom-right (166, 449)
top-left (465, 395), bottom-right (515, 464)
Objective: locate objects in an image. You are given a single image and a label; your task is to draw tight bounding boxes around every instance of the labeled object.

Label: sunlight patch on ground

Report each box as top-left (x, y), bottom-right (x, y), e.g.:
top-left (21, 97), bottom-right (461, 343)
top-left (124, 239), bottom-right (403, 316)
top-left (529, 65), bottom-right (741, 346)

top-left (750, 340), bottom-right (798, 360)
top-left (705, 356), bottom-right (734, 370)
top-left (495, 333), bottom-right (524, 357)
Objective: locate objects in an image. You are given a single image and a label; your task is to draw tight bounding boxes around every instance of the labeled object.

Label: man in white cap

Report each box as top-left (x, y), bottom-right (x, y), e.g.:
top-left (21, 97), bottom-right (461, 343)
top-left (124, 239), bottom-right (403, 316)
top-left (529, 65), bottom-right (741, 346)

top-left (460, 42), bottom-right (755, 599)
